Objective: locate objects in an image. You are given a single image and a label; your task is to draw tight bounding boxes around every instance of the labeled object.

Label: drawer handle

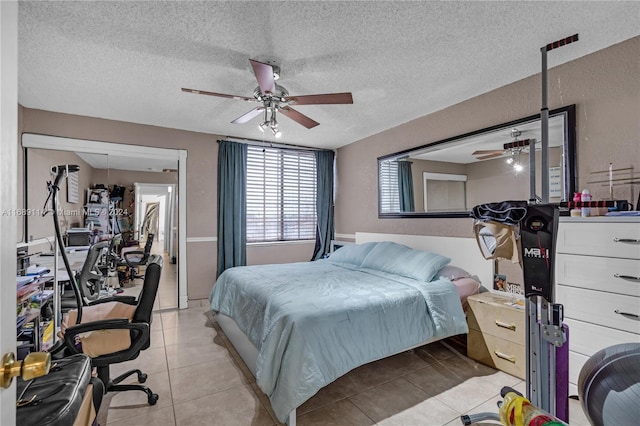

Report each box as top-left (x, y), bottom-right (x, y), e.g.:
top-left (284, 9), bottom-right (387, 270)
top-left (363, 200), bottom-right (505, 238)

top-left (494, 320), bottom-right (517, 331)
top-left (494, 351), bottom-right (516, 363)
top-left (613, 237), bottom-right (640, 243)
top-left (614, 310), bottom-right (640, 320)
top-left (614, 273), bottom-right (640, 282)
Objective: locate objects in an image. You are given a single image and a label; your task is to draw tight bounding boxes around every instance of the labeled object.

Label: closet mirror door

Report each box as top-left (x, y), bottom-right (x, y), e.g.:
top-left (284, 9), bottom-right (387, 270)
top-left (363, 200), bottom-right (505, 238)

top-left (22, 135), bottom-right (182, 310)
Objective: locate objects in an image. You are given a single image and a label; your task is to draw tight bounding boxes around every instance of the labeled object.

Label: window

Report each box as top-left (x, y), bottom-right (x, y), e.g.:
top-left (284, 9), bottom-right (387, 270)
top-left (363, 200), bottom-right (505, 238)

top-left (246, 146), bottom-right (317, 242)
top-left (379, 160), bottom-right (400, 213)
top-left (422, 172), bottom-right (467, 212)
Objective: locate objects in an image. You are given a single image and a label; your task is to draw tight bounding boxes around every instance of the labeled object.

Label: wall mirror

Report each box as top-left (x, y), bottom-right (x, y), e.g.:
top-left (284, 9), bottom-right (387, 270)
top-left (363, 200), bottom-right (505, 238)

top-left (378, 105), bottom-right (576, 218)
top-left (21, 133), bottom-right (188, 309)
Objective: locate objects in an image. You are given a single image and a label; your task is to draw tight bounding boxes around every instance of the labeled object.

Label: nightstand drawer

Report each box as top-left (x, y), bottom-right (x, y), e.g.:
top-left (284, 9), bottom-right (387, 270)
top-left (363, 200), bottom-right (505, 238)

top-left (467, 294), bottom-right (525, 345)
top-left (557, 286), bottom-right (640, 335)
top-left (556, 222), bottom-right (640, 259)
top-left (468, 329), bottom-right (525, 379)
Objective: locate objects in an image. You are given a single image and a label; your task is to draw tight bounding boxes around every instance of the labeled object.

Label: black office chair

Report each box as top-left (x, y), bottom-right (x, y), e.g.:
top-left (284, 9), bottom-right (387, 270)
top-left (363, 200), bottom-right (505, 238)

top-left (60, 255), bottom-right (163, 405)
top-left (121, 233), bottom-right (155, 281)
top-left (60, 240), bottom-right (107, 313)
top-left (61, 236), bottom-right (134, 312)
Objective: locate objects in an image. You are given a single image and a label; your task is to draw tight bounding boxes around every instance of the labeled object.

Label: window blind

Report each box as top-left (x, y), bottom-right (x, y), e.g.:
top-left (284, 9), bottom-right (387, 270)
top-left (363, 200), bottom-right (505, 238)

top-left (379, 160), bottom-right (400, 213)
top-left (246, 146), bottom-right (317, 242)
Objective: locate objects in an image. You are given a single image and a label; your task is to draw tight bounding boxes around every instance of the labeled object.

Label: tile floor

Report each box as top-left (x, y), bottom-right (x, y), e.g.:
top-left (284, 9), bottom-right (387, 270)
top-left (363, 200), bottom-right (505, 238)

top-left (96, 302), bottom-right (591, 426)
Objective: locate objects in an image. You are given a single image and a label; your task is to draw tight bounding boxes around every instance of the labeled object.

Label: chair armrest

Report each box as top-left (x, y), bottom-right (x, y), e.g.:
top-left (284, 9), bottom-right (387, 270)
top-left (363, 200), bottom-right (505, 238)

top-left (88, 295), bottom-right (137, 306)
top-left (123, 251), bottom-right (147, 266)
top-left (63, 319), bottom-right (150, 356)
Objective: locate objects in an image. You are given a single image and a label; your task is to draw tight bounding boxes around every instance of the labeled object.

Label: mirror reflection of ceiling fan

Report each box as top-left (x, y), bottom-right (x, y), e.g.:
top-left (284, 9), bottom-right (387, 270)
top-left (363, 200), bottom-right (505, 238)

top-left (472, 128), bottom-right (532, 160)
top-left (182, 59), bottom-right (353, 138)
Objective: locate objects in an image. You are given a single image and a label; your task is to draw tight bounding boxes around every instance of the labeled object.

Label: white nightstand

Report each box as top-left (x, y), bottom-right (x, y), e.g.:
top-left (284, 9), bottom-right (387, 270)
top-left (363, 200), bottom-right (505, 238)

top-left (467, 291), bottom-right (526, 379)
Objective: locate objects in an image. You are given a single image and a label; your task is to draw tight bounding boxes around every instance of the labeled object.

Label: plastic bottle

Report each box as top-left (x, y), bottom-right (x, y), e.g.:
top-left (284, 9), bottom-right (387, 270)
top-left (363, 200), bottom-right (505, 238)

top-left (571, 192), bottom-right (582, 217)
top-left (499, 391), bottom-right (568, 426)
top-left (581, 189), bottom-right (591, 217)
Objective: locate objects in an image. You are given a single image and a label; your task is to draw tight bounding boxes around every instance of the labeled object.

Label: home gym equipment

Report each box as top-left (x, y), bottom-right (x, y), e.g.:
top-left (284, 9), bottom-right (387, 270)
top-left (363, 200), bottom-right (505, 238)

top-left (578, 343), bottom-right (640, 426)
top-left (461, 35), bottom-right (580, 426)
top-left (463, 202), bottom-right (568, 426)
top-left (498, 386), bottom-right (567, 426)
top-left (44, 165), bottom-right (86, 326)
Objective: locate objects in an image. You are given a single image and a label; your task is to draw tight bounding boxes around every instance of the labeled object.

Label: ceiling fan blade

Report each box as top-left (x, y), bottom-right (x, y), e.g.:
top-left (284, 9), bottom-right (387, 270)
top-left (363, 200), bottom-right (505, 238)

top-left (279, 106), bottom-right (320, 129)
top-left (287, 92), bottom-right (353, 105)
top-left (477, 153), bottom-right (504, 160)
top-left (231, 107), bottom-right (264, 124)
top-left (472, 150), bottom-right (503, 155)
top-left (249, 59), bottom-right (276, 95)
top-left (181, 87), bottom-right (255, 102)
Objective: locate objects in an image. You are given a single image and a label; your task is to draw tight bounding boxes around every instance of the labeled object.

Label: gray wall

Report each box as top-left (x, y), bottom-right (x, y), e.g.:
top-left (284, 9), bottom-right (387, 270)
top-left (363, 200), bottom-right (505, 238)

top-left (335, 36), bottom-right (639, 239)
top-left (24, 148), bottom-right (95, 241)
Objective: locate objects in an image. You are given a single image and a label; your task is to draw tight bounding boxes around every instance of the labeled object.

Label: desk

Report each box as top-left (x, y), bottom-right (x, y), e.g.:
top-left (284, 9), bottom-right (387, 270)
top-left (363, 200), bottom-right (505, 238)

top-left (29, 248), bottom-right (89, 338)
top-left (33, 246), bottom-right (89, 274)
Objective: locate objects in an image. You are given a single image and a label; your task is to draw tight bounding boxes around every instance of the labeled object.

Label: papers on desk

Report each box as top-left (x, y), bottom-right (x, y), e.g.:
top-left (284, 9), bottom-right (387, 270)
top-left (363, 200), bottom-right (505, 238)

top-left (30, 289), bottom-right (54, 303)
top-left (16, 276), bottom-right (35, 288)
top-left (42, 270), bottom-right (72, 282)
top-left (26, 265), bottom-right (51, 276)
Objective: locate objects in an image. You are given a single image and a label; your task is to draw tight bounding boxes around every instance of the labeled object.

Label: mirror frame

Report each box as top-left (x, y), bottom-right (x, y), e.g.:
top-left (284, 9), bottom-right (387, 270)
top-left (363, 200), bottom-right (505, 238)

top-left (377, 104), bottom-right (576, 218)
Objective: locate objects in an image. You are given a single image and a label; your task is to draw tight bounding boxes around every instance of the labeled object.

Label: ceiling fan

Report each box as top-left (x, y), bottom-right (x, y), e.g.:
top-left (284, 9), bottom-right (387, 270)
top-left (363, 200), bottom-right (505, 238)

top-left (182, 59), bottom-right (353, 138)
top-left (472, 129), bottom-right (532, 160)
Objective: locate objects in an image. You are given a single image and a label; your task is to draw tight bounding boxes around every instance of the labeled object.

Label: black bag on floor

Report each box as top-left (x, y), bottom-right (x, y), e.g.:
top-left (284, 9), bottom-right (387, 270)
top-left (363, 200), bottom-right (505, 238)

top-left (16, 353), bottom-right (103, 426)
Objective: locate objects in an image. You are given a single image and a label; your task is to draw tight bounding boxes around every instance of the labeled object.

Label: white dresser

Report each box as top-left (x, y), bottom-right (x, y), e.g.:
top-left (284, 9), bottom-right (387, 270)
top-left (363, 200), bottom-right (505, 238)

top-left (555, 217), bottom-right (640, 396)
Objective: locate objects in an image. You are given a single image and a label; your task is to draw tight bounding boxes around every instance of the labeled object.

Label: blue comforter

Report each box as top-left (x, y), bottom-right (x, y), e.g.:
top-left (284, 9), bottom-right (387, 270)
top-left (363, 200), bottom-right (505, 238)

top-left (209, 260), bottom-right (468, 422)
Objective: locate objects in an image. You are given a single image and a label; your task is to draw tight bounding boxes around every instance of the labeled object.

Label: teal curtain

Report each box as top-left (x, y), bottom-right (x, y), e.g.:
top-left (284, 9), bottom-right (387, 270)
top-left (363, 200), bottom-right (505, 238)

top-left (217, 141), bottom-right (247, 277)
top-left (311, 150), bottom-right (335, 260)
top-left (398, 161), bottom-right (415, 212)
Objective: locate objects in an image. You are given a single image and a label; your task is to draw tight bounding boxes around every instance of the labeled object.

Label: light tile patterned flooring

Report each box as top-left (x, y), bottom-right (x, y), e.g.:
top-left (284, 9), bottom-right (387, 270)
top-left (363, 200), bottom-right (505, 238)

top-left (97, 303), bottom-right (591, 426)
top-left (120, 244), bottom-right (178, 310)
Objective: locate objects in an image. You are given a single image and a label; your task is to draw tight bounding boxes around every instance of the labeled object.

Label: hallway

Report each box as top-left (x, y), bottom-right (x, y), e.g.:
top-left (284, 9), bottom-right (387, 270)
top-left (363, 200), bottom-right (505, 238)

top-left (121, 239), bottom-right (178, 310)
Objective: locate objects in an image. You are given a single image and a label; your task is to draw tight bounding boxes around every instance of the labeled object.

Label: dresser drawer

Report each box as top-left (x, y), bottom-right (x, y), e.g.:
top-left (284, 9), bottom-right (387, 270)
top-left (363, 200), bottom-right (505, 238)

top-left (556, 221), bottom-right (640, 259)
top-left (556, 254), bottom-right (640, 297)
top-left (569, 350), bottom-right (589, 392)
top-left (467, 294), bottom-right (525, 345)
top-left (468, 329), bottom-right (525, 379)
top-left (564, 318), bottom-right (640, 357)
top-left (556, 286), bottom-right (640, 335)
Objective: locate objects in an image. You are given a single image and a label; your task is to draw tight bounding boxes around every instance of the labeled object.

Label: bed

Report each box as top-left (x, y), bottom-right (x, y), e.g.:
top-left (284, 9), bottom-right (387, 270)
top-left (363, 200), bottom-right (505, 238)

top-left (209, 232), bottom-right (492, 425)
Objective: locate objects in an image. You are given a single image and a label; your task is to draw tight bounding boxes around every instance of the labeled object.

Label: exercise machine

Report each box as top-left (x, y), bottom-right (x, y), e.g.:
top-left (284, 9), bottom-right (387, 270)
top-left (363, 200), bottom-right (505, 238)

top-left (44, 164), bottom-right (86, 328)
top-left (461, 35), bottom-right (581, 426)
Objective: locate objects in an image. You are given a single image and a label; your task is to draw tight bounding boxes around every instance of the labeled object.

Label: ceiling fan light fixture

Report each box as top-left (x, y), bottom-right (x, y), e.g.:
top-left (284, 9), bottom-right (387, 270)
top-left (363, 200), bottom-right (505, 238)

top-left (513, 163), bottom-right (523, 172)
top-left (184, 58), bottom-right (353, 137)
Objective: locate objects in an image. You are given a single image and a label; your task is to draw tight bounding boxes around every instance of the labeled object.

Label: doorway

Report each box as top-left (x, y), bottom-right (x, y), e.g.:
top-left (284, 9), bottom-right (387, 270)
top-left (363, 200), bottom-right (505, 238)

top-left (133, 183), bottom-right (178, 309)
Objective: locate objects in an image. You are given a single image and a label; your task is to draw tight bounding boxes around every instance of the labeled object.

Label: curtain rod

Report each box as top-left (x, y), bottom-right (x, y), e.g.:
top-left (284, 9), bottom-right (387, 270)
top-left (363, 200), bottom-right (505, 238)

top-left (218, 137), bottom-right (331, 152)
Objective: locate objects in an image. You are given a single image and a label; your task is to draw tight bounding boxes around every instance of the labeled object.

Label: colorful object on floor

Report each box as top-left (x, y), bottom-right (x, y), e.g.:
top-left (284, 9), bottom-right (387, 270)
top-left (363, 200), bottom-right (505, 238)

top-left (499, 388), bottom-right (568, 426)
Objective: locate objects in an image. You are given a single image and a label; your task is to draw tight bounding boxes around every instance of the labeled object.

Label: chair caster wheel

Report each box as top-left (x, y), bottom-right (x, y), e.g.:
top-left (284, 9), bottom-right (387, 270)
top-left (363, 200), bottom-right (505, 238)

top-left (148, 393), bottom-right (159, 405)
top-left (138, 373), bottom-right (147, 383)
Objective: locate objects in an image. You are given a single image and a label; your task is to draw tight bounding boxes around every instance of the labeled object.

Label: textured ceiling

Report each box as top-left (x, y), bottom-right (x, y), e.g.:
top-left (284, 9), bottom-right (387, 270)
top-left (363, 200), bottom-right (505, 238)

top-left (18, 1), bottom-right (640, 150)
